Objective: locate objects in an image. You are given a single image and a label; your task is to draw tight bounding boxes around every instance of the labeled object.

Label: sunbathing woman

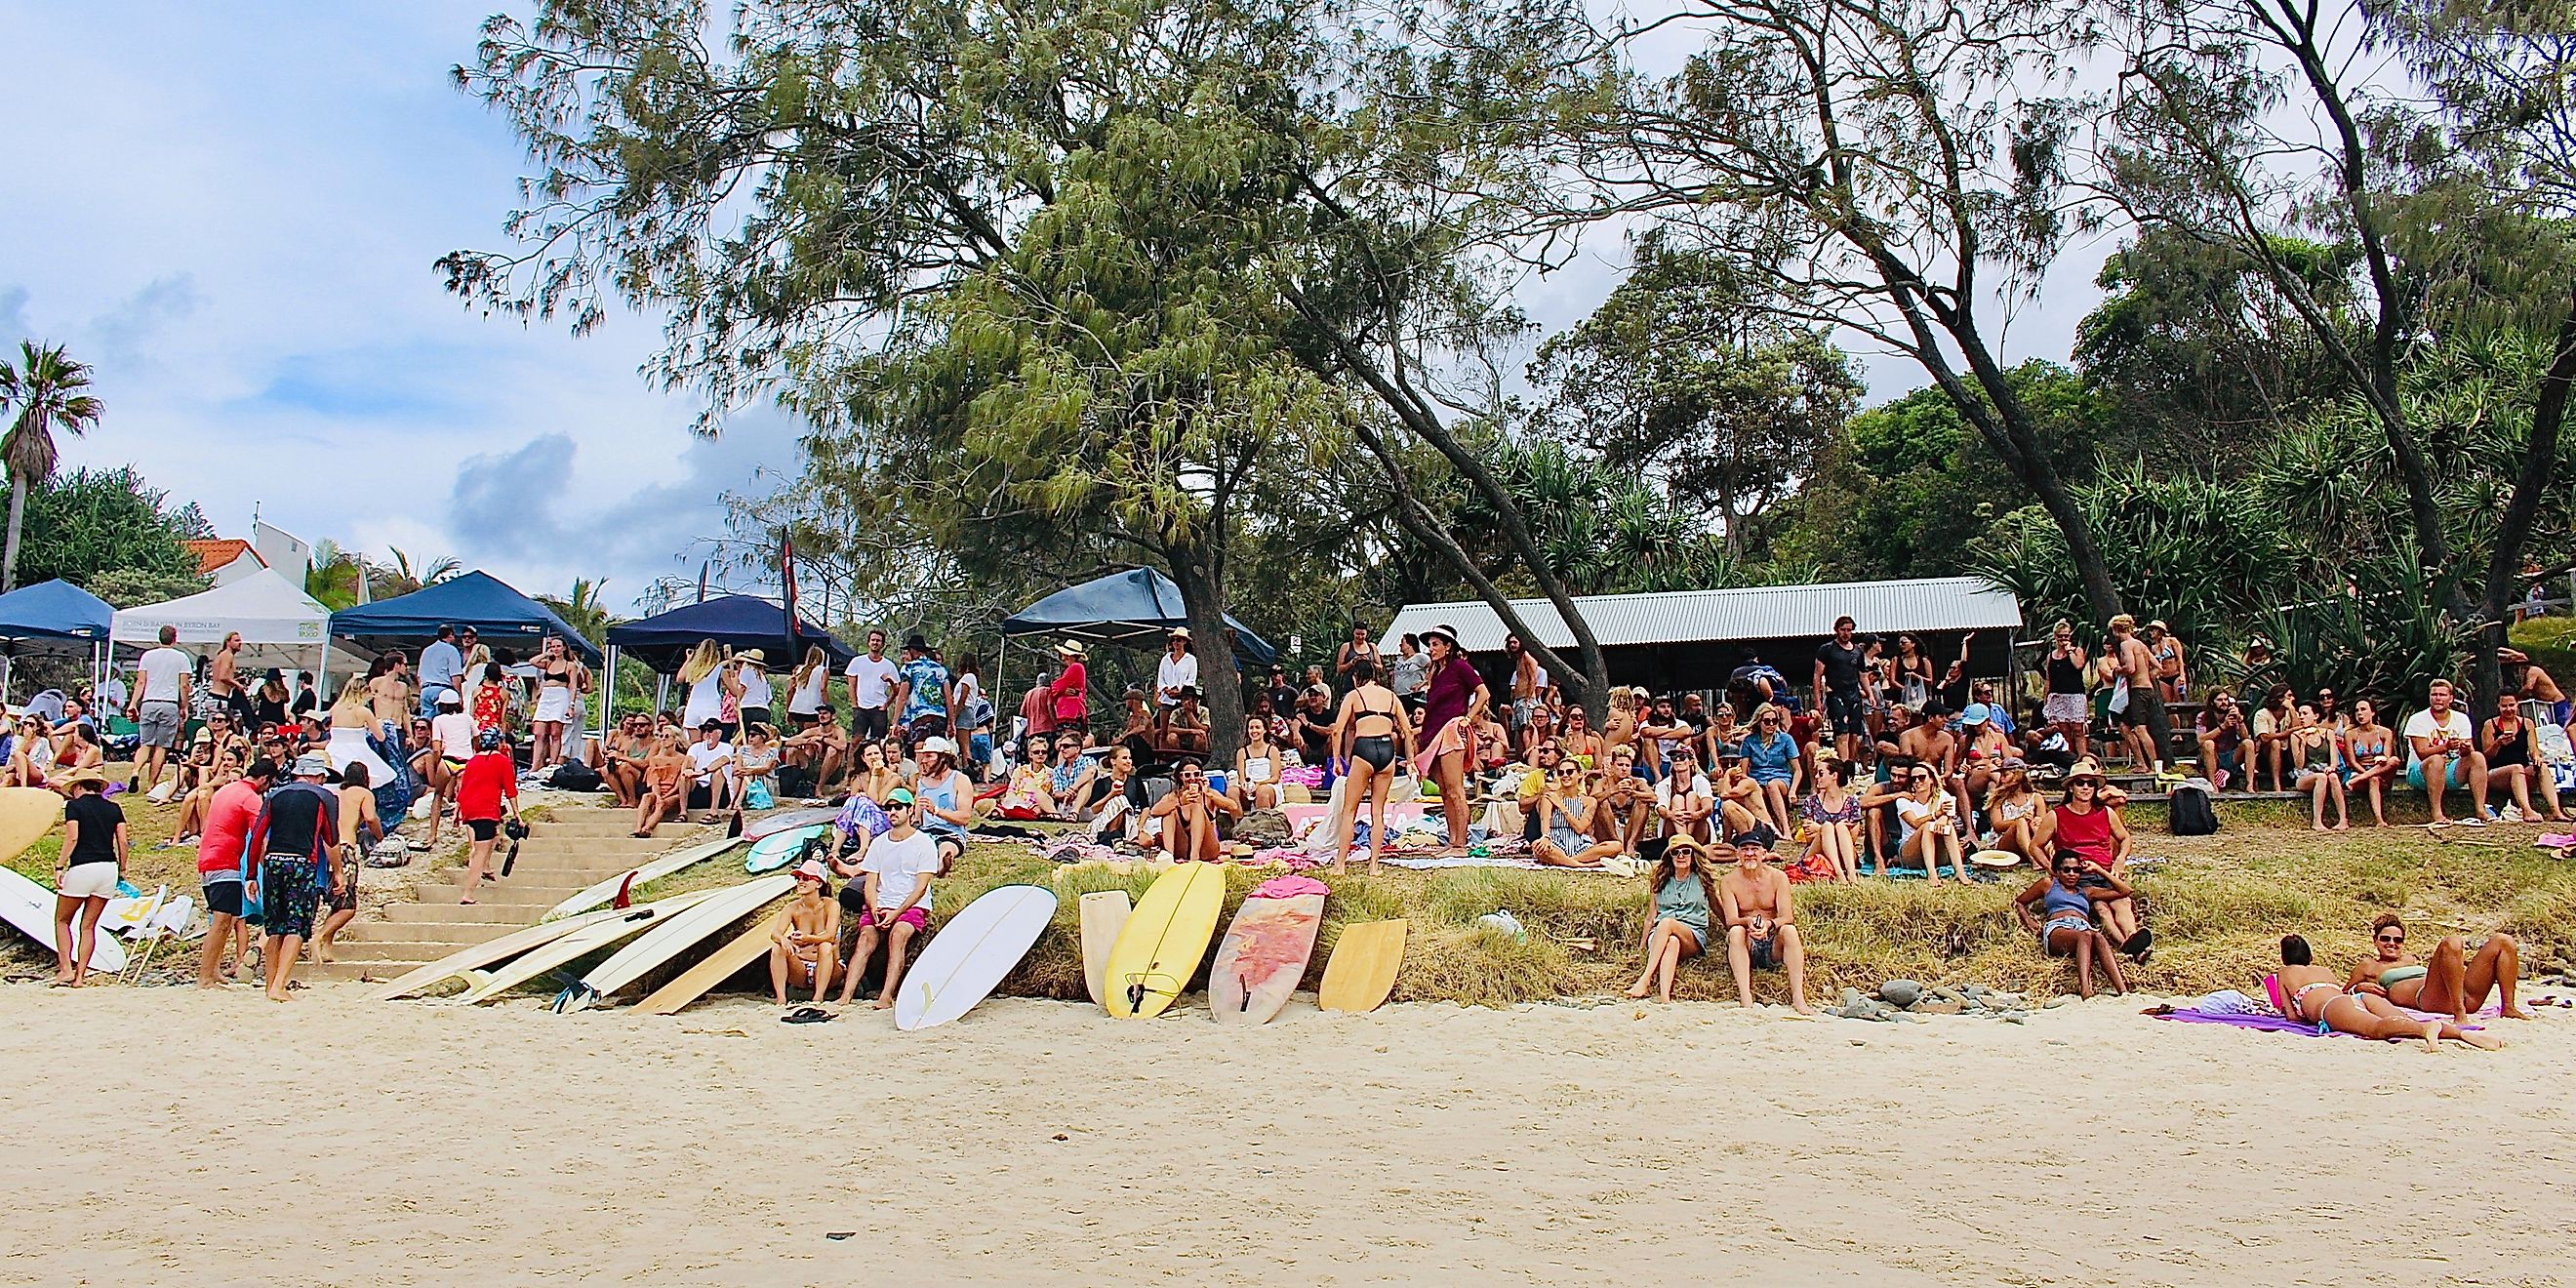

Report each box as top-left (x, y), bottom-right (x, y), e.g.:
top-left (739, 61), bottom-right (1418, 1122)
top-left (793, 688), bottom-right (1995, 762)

top-left (2342, 913), bottom-right (2530, 1024)
top-left (1628, 836), bottom-right (1720, 1001)
top-left (769, 860), bottom-right (842, 1009)
top-left (2277, 935), bottom-right (2500, 1050)
top-left (2013, 855), bottom-right (2132, 998)
top-left (1329, 664), bottom-right (1417, 874)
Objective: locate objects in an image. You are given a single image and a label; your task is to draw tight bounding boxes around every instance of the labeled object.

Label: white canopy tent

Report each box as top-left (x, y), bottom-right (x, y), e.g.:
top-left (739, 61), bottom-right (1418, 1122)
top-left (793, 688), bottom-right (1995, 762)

top-left (110, 569), bottom-right (354, 685)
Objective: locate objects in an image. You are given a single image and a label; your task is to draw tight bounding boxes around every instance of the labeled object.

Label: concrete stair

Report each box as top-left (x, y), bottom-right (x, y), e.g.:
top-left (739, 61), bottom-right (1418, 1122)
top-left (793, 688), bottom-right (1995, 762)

top-left (312, 808), bottom-right (730, 985)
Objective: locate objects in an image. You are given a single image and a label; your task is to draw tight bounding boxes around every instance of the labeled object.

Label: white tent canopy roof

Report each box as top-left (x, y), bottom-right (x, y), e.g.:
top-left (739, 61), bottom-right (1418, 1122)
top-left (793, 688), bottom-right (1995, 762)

top-left (111, 569), bottom-right (342, 670)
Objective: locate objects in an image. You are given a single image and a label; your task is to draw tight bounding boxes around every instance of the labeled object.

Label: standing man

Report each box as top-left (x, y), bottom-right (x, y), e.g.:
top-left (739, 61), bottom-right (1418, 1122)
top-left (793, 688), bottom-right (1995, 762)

top-left (1813, 615), bottom-right (1870, 765)
top-left (1334, 623), bottom-right (1373, 694)
top-left (843, 629), bottom-right (899, 745)
top-left (194, 756), bottom-right (275, 987)
top-left (1047, 640), bottom-right (1089, 739)
top-left (127, 624), bottom-right (192, 798)
top-left (2108, 615), bottom-right (2163, 776)
top-left (1504, 634), bottom-right (1542, 750)
top-left (246, 754), bottom-right (340, 1002)
top-left (417, 624), bottom-right (464, 718)
top-left (2405, 679), bottom-right (2491, 828)
top-left (1154, 629), bottom-right (1199, 708)
top-left (891, 635), bottom-right (951, 741)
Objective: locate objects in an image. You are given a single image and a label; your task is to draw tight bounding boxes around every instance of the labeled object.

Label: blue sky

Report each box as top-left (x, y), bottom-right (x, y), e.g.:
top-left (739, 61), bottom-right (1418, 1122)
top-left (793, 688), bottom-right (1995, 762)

top-left (2, 3), bottom-right (2108, 617)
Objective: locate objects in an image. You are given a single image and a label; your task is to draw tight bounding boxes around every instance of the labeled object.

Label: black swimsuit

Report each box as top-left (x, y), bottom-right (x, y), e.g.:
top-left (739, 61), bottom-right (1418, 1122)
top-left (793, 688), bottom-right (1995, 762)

top-left (1349, 693), bottom-right (1401, 772)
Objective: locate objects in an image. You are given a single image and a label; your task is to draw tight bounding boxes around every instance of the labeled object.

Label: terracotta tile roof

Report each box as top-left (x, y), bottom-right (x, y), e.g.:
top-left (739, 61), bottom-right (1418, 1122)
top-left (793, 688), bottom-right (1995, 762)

top-left (182, 538), bottom-right (267, 576)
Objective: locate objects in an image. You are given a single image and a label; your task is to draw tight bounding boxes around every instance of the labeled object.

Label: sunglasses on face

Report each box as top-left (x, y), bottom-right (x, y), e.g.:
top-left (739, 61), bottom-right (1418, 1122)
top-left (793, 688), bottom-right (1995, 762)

top-left (2375, 933), bottom-right (2403, 945)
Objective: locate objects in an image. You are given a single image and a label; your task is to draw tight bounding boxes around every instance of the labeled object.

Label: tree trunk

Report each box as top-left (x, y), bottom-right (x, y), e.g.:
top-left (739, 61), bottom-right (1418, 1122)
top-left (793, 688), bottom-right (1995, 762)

top-left (2472, 281), bottom-right (2576, 715)
top-left (1164, 537), bottom-right (1243, 766)
top-left (1, 473), bottom-right (24, 593)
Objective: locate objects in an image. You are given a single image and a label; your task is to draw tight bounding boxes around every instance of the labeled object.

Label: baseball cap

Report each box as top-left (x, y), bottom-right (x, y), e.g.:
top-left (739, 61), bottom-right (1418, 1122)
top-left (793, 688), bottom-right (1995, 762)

top-left (884, 786), bottom-right (916, 806)
top-left (792, 859), bottom-right (828, 882)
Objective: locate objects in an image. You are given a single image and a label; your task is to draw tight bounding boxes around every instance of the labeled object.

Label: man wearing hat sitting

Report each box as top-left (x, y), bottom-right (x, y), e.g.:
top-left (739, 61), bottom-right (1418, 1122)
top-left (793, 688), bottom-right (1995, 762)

top-left (1156, 686), bottom-right (1211, 757)
top-left (1717, 832), bottom-right (1814, 1014)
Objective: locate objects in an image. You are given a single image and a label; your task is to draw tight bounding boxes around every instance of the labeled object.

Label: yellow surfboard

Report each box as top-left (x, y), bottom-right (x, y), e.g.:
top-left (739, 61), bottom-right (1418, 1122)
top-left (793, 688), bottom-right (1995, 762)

top-left (1078, 890), bottom-right (1133, 1008)
top-left (0, 786), bottom-right (63, 865)
top-left (634, 909), bottom-right (790, 1015)
top-left (1103, 864), bottom-right (1226, 1019)
top-left (1317, 919), bottom-right (1407, 1014)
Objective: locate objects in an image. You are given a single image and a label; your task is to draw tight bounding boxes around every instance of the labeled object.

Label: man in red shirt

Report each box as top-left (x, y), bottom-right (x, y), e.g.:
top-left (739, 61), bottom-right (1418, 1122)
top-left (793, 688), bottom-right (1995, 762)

top-left (194, 757), bottom-right (277, 988)
top-left (455, 728), bottom-right (521, 905)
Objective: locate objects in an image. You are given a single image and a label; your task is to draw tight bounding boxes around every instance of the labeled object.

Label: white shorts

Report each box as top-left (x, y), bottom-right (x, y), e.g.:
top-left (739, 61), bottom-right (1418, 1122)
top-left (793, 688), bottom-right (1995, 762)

top-left (59, 862), bottom-right (121, 900)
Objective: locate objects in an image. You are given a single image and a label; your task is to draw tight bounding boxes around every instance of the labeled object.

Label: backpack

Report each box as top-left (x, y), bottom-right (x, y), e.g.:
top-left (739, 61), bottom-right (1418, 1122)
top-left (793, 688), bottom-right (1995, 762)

top-left (2168, 783), bottom-right (2219, 836)
top-left (547, 760), bottom-right (605, 792)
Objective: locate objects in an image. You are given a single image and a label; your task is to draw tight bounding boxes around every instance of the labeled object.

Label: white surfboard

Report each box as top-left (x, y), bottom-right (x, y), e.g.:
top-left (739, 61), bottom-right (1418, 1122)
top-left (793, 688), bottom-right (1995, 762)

top-left (543, 834), bottom-right (744, 921)
top-left (0, 865), bottom-right (124, 973)
top-left (561, 874), bottom-right (796, 1009)
top-left (746, 806), bottom-right (837, 839)
top-left (375, 908), bottom-right (624, 1000)
top-left (456, 889), bottom-right (718, 1004)
top-left (894, 885), bottom-right (1057, 1031)
top-left (744, 824), bottom-right (831, 873)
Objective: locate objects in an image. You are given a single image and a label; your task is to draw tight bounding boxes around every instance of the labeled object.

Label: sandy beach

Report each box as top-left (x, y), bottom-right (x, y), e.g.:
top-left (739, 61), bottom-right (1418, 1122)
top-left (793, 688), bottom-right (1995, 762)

top-left (3, 985), bottom-right (2572, 1285)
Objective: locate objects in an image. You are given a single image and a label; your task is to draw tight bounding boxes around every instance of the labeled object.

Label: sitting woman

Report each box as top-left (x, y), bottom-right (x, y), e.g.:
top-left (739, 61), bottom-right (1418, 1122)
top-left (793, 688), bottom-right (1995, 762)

top-left (42, 722), bottom-right (105, 794)
top-left (1084, 745), bottom-right (1139, 842)
top-left (2341, 698), bottom-right (2403, 827)
top-left (1982, 760), bottom-right (2048, 865)
top-left (1147, 762), bottom-right (1238, 863)
top-left (732, 724), bottom-right (783, 811)
top-left (769, 860), bottom-right (842, 1010)
top-left (1857, 762), bottom-right (1970, 883)
top-left (1700, 704), bottom-right (1742, 767)
top-left (5, 714), bottom-right (55, 787)
top-left (170, 749), bottom-right (244, 844)
top-left (1530, 766), bottom-right (1618, 867)
top-left (1627, 836), bottom-right (1720, 1001)
top-left (2343, 913), bottom-right (2530, 1024)
top-left (2276, 935), bottom-right (2499, 1050)
top-left (1799, 757), bottom-right (1862, 882)
top-left (1112, 687), bottom-right (1155, 761)
top-left (2287, 703), bottom-right (2351, 831)
top-left (1557, 705), bottom-right (1602, 770)
top-left (848, 741), bottom-right (906, 805)
top-left (2033, 759), bottom-right (2146, 956)
top-left (1737, 704), bottom-right (1799, 836)
top-left (2013, 855), bottom-right (2133, 998)
top-left (1231, 716), bottom-right (1285, 810)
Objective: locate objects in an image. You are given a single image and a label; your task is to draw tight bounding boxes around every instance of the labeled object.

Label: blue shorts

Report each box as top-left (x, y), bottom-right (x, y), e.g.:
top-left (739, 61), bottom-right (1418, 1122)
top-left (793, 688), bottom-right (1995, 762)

top-left (2405, 757), bottom-right (2467, 789)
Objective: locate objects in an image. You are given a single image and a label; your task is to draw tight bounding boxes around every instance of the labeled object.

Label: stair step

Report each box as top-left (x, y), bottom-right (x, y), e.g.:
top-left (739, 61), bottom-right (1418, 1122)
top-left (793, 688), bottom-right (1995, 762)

top-left (331, 938), bottom-right (513, 962)
top-left (382, 903), bottom-right (577, 925)
top-left (310, 960), bottom-right (413, 984)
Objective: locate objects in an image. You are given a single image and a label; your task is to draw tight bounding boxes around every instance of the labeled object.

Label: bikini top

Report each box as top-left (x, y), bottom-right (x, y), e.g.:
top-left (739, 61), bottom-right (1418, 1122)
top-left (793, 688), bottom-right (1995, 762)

top-left (1349, 689), bottom-right (1400, 737)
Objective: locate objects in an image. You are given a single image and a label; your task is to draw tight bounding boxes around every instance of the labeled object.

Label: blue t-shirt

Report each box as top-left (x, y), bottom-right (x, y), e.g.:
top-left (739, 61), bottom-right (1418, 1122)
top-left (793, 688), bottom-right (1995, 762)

top-left (1742, 730), bottom-right (1797, 784)
top-left (899, 658), bottom-right (950, 724)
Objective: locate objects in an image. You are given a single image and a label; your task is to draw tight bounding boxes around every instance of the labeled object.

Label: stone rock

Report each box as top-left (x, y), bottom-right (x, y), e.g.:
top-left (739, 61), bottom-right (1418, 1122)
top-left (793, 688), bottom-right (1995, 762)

top-left (1878, 979), bottom-right (1925, 1008)
top-left (1912, 999), bottom-right (1964, 1015)
top-left (2000, 1011), bottom-right (2032, 1025)
top-left (2044, 994), bottom-right (2074, 1008)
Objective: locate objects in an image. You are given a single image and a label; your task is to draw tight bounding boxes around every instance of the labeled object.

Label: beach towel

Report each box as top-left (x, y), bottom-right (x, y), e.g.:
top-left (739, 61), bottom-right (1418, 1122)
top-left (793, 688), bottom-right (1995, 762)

top-left (2151, 999), bottom-right (2500, 1039)
top-left (1252, 874), bottom-right (1329, 899)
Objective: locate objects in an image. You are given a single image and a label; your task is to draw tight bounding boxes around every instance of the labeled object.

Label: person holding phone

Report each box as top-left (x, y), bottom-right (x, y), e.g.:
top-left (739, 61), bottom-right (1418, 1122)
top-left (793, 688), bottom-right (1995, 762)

top-left (1149, 762), bottom-right (1239, 863)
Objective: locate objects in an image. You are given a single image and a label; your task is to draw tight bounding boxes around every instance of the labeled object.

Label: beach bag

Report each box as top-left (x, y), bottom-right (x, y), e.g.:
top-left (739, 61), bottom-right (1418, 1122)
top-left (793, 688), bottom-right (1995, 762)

top-left (2168, 783), bottom-right (2218, 836)
top-left (743, 778), bottom-right (775, 811)
top-left (365, 835), bottom-right (413, 868)
top-left (777, 764), bottom-right (816, 799)
top-left (548, 760), bottom-right (604, 793)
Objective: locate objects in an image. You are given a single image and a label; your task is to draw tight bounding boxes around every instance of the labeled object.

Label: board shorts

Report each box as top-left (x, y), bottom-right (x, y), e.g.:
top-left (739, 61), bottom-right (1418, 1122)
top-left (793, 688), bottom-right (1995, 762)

top-left (2041, 693), bottom-right (2087, 725)
top-left (259, 856), bottom-right (321, 940)
top-left (465, 818), bottom-right (501, 843)
top-left (58, 861), bottom-right (120, 900)
top-left (200, 869), bottom-right (244, 919)
top-left (1823, 689), bottom-right (1866, 738)
top-left (851, 706), bottom-right (890, 741)
top-left (1510, 698), bottom-right (1537, 731)
top-left (2405, 756), bottom-right (2469, 789)
top-left (849, 904), bottom-right (929, 933)
top-left (1744, 933), bottom-right (1779, 969)
top-left (138, 701), bottom-right (182, 749)
top-left (324, 862), bottom-right (358, 913)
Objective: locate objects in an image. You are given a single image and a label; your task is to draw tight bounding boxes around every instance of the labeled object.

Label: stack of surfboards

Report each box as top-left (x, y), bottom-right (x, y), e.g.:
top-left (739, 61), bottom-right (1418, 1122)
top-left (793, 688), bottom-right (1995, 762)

top-left (377, 875), bottom-right (793, 1007)
top-left (0, 787), bottom-right (124, 973)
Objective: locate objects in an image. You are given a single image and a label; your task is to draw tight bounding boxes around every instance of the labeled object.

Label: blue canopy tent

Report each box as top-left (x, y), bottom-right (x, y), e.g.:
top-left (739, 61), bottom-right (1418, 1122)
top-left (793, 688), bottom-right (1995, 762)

top-left (1000, 568), bottom-right (1278, 664)
top-left (0, 579), bottom-right (115, 704)
top-left (604, 594), bottom-right (855, 674)
top-left (327, 571), bottom-right (602, 664)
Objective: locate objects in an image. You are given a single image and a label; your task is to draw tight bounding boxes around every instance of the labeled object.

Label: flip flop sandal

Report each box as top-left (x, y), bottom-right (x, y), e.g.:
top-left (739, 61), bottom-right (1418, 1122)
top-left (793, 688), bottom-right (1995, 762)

top-left (2122, 928), bottom-right (2153, 958)
top-left (782, 1006), bottom-right (835, 1024)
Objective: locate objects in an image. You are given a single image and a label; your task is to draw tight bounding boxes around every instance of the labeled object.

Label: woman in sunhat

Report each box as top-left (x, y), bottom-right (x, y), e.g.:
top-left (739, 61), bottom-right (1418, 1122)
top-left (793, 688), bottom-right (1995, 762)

top-left (1411, 624), bottom-right (1489, 858)
top-left (734, 649), bottom-right (775, 733)
top-left (50, 768), bottom-right (126, 986)
top-left (1046, 638), bottom-right (1090, 736)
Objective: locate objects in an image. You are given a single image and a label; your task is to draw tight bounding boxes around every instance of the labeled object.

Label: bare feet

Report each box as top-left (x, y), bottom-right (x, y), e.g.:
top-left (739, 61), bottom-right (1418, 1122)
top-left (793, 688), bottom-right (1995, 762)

top-left (871, 996), bottom-right (895, 1011)
top-left (1624, 981), bottom-right (1652, 999)
top-left (2418, 1022), bottom-right (2443, 1052)
top-left (2502, 1005), bottom-right (2536, 1021)
top-left (2459, 1027), bottom-right (2504, 1051)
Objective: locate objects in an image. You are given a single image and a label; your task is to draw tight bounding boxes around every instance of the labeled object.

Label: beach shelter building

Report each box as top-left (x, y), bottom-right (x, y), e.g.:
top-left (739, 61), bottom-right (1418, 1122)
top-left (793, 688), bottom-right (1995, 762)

top-left (327, 571), bottom-right (601, 664)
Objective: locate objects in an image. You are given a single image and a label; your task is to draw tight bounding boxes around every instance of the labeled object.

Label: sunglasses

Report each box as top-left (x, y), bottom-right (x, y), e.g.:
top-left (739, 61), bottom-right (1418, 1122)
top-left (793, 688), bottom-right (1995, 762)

top-left (2374, 933), bottom-right (2404, 944)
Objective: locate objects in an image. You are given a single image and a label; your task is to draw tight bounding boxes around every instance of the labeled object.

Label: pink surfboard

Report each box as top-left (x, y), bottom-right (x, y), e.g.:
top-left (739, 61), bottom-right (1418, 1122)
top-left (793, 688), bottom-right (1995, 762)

top-left (1208, 894), bottom-right (1326, 1025)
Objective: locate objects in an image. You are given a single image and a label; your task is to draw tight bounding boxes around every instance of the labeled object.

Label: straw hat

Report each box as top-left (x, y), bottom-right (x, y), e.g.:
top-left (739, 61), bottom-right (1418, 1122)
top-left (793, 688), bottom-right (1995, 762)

top-left (1421, 623), bottom-right (1461, 648)
top-left (55, 767), bottom-right (110, 791)
top-left (1168, 627), bottom-right (1191, 641)
top-left (1056, 640), bottom-right (1086, 658)
top-left (734, 649), bottom-right (768, 667)
top-left (2063, 757), bottom-right (2107, 784)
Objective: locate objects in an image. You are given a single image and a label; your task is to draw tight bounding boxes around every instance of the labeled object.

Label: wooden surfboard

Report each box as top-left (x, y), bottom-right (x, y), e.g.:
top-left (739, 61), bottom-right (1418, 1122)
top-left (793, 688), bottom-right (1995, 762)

top-left (375, 909), bottom-right (621, 1000)
top-left (1209, 893), bottom-right (1325, 1025)
top-left (1103, 864), bottom-right (1226, 1019)
top-left (455, 890), bottom-right (717, 1004)
top-left (1317, 918), bottom-right (1407, 1014)
top-left (0, 786), bottom-right (60, 865)
top-left (633, 909), bottom-right (789, 1015)
top-left (1078, 890), bottom-right (1132, 1007)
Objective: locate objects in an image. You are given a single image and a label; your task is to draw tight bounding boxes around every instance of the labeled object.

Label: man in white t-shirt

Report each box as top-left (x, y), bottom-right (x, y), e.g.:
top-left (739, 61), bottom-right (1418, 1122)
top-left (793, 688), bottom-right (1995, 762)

top-left (836, 786), bottom-right (942, 1010)
top-left (128, 624), bottom-right (193, 796)
top-left (2403, 679), bottom-right (2490, 827)
top-left (843, 629), bottom-right (900, 744)
top-left (1154, 629), bottom-right (1199, 707)
top-left (686, 720), bottom-right (737, 819)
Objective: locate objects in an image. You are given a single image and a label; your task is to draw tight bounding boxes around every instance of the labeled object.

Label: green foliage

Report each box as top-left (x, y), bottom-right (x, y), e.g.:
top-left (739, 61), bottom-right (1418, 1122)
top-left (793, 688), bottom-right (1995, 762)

top-left (86, 566), bottom-right (211, 610)
top-left (1, 341), bottom-right (110, 591)
top-left (12, 465), bottom-right (209, 589)
top-left (1971, 459), bottom-right (2293, 648)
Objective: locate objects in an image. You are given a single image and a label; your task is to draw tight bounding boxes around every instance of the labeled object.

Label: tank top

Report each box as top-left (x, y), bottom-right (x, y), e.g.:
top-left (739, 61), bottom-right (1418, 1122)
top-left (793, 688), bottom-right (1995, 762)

top-left (2300, 734), bottom-right (2333, 772)
top-left (682, 674), bottom-right (723, 727)
top-left (915, 771), bottom-right (965, 838)
top-left (2046, 652), bottom-right (2086, 695)
top-left (2489, 721), bottom-right (2528, 768)
top-left (739, 668), bottom-right (774, 712)
top-left (2042, 882), bottom-right (2091, 918)
top-left (2051, 803), bottom-right (2113, 865)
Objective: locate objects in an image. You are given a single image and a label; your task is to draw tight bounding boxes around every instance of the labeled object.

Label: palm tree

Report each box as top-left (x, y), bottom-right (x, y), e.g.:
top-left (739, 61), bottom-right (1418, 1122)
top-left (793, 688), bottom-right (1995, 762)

top-left (0, 342), bottom-right (105, 591)
top-left (537, 577), bottom-right (614, 651)
top-left (376, 546), bottom-right (463, 598)
top-left (304, 539), bottom-right (372, 610)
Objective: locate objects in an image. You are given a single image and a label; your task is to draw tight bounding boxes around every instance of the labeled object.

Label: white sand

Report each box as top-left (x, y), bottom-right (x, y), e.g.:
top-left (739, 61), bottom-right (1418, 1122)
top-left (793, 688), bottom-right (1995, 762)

top-left (3, 984), bottom-right (2572, 1284)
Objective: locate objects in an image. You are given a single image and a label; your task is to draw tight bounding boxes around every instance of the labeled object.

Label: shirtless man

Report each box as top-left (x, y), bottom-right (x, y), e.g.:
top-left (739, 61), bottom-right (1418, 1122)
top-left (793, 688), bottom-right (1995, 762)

top-left (1601, 686), bottom-right (1641, 764)
top-left (312, 762), bottom-right (383, 962)
top-left (2108, 615), bottom-right (2163, 774)
top-left (770, 860), bottom-right (843, 1008)
top-left (1506, 634), bottom-right (1544, 752)
top-left (1590, 745), bottom-right (1653, 855)
top-left (1717, 837), bottom-right (1812, 1014)
top-left (631, 732), bottom-right (690, 837)
top-left (783, 704), bottom-right (850, 791)
top-left (366, 653), bottom-right (413, 737)
top-left (2501, 647), bottom-right (2570, 725)
top-left (1148, 762), bottom-right (1239, 862)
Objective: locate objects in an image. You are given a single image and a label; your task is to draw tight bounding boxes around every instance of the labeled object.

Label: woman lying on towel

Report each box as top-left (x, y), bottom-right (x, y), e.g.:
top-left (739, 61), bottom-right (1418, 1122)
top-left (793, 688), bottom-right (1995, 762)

top-left (2276, 936), bottom-right (2500, 1051)
top-left (2343, 914), bottom-right (2530, 1024)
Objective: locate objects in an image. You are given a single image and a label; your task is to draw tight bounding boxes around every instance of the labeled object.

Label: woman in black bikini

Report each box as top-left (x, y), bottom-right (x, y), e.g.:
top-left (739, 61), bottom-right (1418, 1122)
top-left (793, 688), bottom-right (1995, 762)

top-left (1329, 661), bottom-right (1417, 875)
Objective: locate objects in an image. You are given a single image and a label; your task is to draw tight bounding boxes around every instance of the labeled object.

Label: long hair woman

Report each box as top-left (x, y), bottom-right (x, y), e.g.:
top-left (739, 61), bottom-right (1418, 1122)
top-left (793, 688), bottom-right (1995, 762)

top-left (1328, 660), bottom-right (1416, 875)
top-left (785, 644), bottom-right (830, 731)
top-left (531, 635), bottom-right (578, 769)
top-left (1628, 837), bottom-right (1721, 1002)
top-left (678, 639), bottom-right (726, 732)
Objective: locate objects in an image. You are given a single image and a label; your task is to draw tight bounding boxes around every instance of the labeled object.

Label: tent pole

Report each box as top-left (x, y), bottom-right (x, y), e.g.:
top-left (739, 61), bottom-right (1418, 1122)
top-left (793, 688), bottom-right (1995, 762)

top-left (994, 634), bottom-right (1007, 757)
top-left (602, 646), bottom-right (619, 748)
top-left (656, 670), bottom-right (669, 718)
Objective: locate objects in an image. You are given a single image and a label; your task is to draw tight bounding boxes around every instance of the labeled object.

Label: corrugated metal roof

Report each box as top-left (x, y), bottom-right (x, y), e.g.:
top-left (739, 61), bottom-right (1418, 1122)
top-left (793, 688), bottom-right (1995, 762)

top-left (1379, 578), bottom-right (2022, 654)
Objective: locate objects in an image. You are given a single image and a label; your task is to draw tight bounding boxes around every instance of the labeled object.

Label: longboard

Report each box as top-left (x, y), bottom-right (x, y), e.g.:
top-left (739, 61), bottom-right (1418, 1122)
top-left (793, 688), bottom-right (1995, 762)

top-left (455, 890), bottom-right (717, 1004)
top-left (544, 834), bottom-right (743, 921)
top-left (1317, 918), bottom-right (1407, 1014)
top-left (375, 908), bottom-right (622, 1000)
top-left (1103, 864), bottom-right (1227, 1020)
top-left (0, 864), bottom-right (124, 973)
top-left (744, 825), bottom-right (831, 873)
top-left (1078, 890), bottom-right (1132, 1006)
top-left (1209, 893), bottom-right (1325, 1025)
top-left (0, 786), bottom-right (60, 864)
top-left (896, 885), bottom-right (1057, 1030)
top-left (562, 874), bottom-right (796, 1009)
top-left (633, 909), bottom-right (789, 1015)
